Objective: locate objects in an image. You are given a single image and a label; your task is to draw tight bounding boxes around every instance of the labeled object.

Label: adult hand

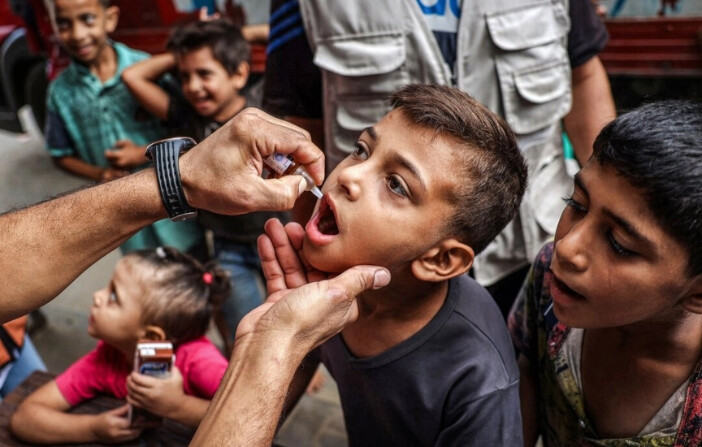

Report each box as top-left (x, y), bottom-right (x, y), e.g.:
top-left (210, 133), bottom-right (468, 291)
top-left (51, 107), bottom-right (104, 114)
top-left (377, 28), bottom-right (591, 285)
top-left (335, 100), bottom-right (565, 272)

top-left (241, 221), bottom-right (391, 353)
top-left (105, 140), bottom-right (148, 169)
top-left (90, 404), bottom-right (142, 443)
top-left (179, 108), bottom-right (324, 216)
top-left (258, 218), bottom-right (327, 291)
top-left (239, 264), bottom-right (390, 358)
top-left (189, 247), bottom-right (388, 447)
top-left (126, 367), bottom-right (185, 419)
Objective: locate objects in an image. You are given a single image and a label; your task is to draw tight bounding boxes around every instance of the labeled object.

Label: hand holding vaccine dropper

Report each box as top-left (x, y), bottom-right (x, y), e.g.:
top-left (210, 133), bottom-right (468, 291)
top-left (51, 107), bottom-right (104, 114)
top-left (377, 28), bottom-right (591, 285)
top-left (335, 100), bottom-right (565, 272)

top-left (265, 153), bottom-right (323, 198)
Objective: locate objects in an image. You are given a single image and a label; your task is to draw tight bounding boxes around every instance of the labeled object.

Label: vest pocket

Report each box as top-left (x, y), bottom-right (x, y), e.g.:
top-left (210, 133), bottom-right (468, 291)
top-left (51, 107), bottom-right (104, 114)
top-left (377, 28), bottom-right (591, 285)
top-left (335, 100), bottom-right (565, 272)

top-left (486, 2), bottom-right (571, 134)
top-left (313, 33), bottom-right (406, 78)
top-left (332, 97), bottom-right (390, 156)
top-left (313, 33), bottom-right (409, 154)
top-left (504, 61), bottom-right (572, 135)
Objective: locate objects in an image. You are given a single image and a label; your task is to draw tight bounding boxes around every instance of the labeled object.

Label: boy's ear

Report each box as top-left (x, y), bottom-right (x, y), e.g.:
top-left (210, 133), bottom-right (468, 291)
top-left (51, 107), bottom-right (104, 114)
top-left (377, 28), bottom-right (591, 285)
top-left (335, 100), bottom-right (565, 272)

top-left (411, 239), bottom-right (474, 282)
top-left (104, 6), bottom-right (120, 34)
top-left (230, 61), bottom-right (250, 90)
top-left (680, 275), bottom-right (702, 315)
top-left (140, 325), bottom-right (166, 342)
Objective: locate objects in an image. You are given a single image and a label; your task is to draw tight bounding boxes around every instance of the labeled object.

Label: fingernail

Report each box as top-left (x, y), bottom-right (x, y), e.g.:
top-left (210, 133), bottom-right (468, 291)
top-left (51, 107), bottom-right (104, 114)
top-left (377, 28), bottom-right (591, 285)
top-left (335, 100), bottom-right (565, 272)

top-left (298, 179), bottom-right (306, 195)
top-left (372, 270), bottom-right (390, 289)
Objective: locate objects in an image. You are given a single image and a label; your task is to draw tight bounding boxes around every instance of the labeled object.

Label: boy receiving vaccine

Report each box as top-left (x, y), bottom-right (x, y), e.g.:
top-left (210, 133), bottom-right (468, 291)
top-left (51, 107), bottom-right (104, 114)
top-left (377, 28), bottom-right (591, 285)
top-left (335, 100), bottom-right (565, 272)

top-left (509, 101), bottom-right (702, 446)
top-left (259, 84), bottom-right (528, 445)
top-left (10, 247), bottom-right (229, 444)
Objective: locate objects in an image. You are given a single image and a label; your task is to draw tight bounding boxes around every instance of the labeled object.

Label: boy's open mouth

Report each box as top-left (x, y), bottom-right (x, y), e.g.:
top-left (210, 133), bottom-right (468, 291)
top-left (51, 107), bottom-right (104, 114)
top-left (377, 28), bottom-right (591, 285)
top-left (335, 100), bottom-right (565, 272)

top-left (305, 195), bottom-right (340, 244)
top-left (317, 200), bottom-right (339, 235)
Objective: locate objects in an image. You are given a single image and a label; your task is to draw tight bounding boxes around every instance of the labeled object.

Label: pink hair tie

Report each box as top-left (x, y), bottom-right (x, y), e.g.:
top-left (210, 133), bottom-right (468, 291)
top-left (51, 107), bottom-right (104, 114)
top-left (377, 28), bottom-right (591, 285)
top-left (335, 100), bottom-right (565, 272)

top-left (202, 272), bottom-right (213, 285)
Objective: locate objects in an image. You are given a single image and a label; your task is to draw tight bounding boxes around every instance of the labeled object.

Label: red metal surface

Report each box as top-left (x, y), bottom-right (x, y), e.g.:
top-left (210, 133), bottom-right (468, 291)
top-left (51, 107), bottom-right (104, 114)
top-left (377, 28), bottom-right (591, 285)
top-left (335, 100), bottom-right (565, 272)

top-left (0, 1), bottom-right (23, 28)
top-left (601, 17), bottom-right (702, 76)
top-left (250, 45), bottom-right (266, 74)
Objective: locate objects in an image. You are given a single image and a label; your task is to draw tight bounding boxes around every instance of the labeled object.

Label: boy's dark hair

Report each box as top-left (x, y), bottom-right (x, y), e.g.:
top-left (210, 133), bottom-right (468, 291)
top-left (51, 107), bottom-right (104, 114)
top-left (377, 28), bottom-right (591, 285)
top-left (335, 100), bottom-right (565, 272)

top-left (166, 18), bottom-right (250, 75)
top-left (593, 100), bottom-right (702, 277)
top-left (127, 247), bottom-right (231, 346)
top-left (390, 84), bottom-right (527, 254)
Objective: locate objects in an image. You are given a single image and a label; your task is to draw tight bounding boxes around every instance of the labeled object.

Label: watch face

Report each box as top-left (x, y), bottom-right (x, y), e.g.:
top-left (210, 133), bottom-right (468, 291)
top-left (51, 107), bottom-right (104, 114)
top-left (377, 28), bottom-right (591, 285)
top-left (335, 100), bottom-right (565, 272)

top-left (170, 211), bottom-right (198, 222)
top-left (145, 137), bottom-right (197, 159)
top-left (173, 137), bottom-right (197, 153)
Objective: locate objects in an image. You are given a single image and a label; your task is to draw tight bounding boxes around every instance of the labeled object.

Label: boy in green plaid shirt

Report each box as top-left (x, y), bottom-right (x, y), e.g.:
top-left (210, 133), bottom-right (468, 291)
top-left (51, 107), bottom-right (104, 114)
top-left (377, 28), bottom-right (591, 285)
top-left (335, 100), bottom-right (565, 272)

top-left (44, 0), bottom-right (202, 253)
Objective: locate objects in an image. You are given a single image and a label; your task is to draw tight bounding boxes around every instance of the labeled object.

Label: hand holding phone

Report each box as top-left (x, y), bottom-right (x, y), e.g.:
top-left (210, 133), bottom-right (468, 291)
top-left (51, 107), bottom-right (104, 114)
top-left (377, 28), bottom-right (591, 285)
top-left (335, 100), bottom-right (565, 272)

top-left (127, 341), bottom-right (174, 428)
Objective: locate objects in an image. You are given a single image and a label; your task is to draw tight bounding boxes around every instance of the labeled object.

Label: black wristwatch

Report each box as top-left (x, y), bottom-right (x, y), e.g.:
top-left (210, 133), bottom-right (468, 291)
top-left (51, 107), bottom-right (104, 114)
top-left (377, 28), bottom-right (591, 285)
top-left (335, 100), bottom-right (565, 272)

top-left (145, 137), bottom-right (198, 222)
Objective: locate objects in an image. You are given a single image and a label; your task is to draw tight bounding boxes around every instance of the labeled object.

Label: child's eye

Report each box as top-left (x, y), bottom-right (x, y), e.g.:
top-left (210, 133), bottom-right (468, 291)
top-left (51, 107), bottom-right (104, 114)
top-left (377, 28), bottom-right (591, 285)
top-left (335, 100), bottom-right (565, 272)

top-left (387, 176), bottom-right (408, 197)
top-left (56, 20), bottom-right (70, 31)
top-left (563, 196), bottom-right (587, 213)
top-left (352, 142), bottom-right (369, 160)
top-left (108, 291), bottom-right (117, 303)
top-left (81, 14), bottom-right (96, 25)
top-left (606, 231), bottom-right (636, 257)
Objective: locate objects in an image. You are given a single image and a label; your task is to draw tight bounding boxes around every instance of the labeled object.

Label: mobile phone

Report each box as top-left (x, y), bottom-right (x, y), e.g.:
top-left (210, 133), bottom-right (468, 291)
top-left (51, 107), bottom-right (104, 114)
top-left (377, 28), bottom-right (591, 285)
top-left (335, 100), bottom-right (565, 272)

top-left (128, 341), bottom-right (174, 428)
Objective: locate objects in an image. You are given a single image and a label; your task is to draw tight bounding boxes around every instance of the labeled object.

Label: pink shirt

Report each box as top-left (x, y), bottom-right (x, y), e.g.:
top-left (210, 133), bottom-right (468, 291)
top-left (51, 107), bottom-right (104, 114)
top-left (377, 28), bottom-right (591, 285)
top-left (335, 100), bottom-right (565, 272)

top-left (55, 337), bottom-right (227, 406)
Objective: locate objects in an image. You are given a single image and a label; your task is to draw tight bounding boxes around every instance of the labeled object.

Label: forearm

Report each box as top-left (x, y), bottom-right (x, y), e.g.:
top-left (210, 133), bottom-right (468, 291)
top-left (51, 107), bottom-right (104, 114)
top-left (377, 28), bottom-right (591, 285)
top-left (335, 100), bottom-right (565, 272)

top-left (11, 404), bottom-right (102, 444)
top-left (281, 358), bottom-right (319, 422)
top-left (54, 156), bottom-right (104, 181)
top-left (564, 56), bottom-right (616, 165)
top-left (190, 334), bottom-right (305, 446)
top-left (122, 53), bottom-right (175, 121)
top-left (242, 24), bottom-right (269, 43)
top-left (0, 169), bottom-right (165, 321)
top-left (123, 53), bottom-right (175, 82)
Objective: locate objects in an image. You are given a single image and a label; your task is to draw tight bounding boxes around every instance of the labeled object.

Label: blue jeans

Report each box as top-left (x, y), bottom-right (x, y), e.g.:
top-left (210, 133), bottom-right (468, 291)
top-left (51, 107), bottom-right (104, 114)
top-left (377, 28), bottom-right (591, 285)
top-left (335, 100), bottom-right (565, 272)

top-left (214, 239), bottom-right (264, 343)
top-left (1, 335), bottom-right (47, 397)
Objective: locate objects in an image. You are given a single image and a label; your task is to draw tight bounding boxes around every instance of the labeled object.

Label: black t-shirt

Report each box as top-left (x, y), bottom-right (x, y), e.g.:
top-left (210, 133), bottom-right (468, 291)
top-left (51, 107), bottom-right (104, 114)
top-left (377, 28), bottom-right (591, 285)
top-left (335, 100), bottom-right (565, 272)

top-left (263, 0), bottom-right (609, 119)
top-left (312, 274), bottom-right (522, 446)
top-left (263, 2), bottom-right (322, 119)
top-left (567, 0), bottom-right (610, 67)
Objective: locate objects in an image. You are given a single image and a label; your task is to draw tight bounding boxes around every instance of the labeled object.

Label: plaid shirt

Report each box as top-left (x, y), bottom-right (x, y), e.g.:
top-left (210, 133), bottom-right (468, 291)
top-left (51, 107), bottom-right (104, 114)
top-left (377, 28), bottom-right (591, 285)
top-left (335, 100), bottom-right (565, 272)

top-left (508, 242), bottom-right (702, 447)
top-left (45, 42), bottom-right (165, 165)
top-left (44, 42), bottom-right (202, 254)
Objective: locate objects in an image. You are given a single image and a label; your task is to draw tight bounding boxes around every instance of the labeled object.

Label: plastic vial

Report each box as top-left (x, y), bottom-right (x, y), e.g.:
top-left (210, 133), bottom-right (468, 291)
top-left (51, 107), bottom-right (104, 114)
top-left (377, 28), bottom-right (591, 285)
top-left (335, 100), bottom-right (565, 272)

top-left (265, 153), bottom-right (323, 198)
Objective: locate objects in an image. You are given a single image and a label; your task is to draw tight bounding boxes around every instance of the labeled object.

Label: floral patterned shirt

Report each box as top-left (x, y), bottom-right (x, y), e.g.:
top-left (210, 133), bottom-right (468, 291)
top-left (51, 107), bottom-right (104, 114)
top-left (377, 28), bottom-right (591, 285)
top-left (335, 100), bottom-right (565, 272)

top-left (508, 242), bottom-right (702, 447)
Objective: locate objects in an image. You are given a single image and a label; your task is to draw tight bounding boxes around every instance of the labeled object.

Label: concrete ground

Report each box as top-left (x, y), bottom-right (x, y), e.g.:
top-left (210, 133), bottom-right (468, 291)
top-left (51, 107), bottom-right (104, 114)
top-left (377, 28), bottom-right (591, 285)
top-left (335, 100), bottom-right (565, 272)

top-left (0, 107), bottom-right (346, 446)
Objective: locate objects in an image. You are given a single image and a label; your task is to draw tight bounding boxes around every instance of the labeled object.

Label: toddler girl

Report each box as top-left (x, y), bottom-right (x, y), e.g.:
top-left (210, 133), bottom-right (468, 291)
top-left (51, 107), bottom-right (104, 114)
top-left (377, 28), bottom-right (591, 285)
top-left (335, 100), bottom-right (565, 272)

top-left (10, 246), bottom-right (230, 444)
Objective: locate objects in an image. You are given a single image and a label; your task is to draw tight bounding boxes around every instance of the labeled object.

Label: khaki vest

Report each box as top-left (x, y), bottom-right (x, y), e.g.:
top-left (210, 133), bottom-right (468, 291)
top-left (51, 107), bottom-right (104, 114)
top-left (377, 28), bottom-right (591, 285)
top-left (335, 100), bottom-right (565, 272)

top-left (299, 0), bottom-right (574, 284)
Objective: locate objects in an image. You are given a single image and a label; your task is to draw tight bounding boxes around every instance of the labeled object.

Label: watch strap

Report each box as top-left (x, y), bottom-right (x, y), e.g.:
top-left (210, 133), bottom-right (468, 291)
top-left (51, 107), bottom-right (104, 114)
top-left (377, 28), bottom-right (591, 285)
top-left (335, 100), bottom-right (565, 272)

top-left (145, 137), bottom-right (198, 222)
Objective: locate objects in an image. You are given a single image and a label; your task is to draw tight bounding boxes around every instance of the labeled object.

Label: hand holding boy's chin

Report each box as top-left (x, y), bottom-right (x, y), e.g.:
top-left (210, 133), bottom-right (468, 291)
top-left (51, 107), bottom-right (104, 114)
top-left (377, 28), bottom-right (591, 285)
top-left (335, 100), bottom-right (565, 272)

top-left (249, 264), bottom-right (390, 353)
